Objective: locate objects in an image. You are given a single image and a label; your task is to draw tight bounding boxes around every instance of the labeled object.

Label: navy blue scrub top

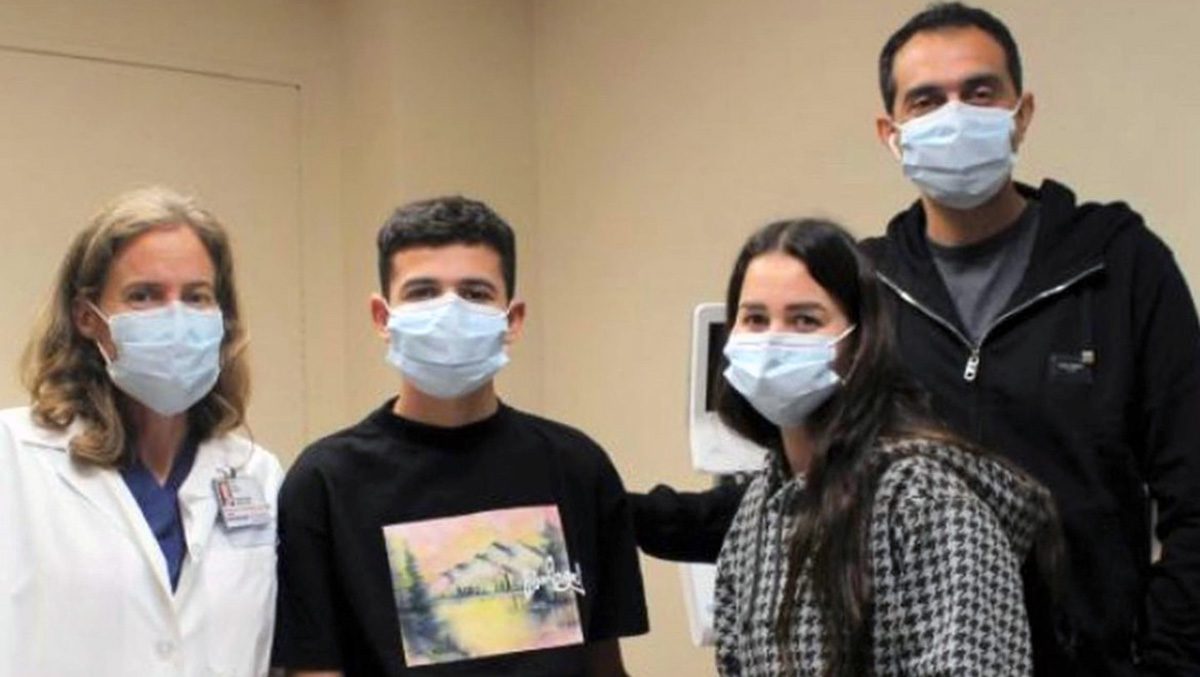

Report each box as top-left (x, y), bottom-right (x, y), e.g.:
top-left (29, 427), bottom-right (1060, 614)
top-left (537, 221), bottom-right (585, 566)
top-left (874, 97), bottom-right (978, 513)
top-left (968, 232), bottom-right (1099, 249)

top-left (120, 438), bottom-right (199, 592)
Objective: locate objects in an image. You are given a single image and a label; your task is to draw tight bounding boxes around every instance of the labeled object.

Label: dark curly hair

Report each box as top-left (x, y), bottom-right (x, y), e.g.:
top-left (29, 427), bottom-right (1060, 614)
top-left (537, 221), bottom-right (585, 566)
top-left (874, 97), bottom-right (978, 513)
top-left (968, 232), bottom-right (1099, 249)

top-left (376, 195), bottom-right (516, 299)
top-left (878, 2), bottom-right (1022, 113)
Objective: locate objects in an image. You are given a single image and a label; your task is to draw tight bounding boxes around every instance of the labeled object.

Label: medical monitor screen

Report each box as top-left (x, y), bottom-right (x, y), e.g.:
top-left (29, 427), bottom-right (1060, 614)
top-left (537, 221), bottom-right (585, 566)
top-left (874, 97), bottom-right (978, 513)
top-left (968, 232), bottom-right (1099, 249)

top-left (705, 321), bottom-right (728, 412)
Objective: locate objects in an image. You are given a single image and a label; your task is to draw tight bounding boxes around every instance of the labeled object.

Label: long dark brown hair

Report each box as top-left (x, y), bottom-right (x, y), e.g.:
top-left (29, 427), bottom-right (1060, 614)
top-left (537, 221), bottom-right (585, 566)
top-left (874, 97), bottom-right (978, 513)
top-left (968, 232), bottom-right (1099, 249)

top-left (717, 218), bottom-right (957, 675)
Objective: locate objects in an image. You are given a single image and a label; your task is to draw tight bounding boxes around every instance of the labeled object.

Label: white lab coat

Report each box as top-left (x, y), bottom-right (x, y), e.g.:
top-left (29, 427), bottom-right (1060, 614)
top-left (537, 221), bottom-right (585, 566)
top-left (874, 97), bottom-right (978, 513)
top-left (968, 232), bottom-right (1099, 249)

top-left (0, 406), bottom-right (284, 677)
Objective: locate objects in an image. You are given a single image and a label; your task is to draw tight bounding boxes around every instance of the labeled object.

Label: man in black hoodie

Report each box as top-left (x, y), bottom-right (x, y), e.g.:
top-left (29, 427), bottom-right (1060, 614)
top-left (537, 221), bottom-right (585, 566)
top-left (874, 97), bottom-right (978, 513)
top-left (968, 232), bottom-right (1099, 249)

top-left (633, 4), bottom-right (1200, 675)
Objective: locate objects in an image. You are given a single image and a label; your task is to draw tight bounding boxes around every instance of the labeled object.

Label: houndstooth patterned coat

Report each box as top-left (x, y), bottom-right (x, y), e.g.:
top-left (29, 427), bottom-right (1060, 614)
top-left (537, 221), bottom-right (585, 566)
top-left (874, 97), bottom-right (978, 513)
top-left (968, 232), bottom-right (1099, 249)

top-left (714, 437), bottom-right (1054, 676)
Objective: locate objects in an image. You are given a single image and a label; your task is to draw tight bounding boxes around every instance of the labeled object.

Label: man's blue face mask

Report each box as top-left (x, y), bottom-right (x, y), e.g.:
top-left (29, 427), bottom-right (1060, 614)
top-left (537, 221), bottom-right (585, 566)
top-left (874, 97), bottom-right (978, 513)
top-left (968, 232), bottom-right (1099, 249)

top-left (890, 100), bottom-right (1020, 210)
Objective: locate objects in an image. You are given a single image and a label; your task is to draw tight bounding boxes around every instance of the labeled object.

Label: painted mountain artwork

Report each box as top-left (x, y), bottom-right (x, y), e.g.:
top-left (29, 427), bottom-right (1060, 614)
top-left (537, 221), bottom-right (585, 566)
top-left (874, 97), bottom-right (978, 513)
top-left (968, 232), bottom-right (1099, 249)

top-left (382, 504), bottom-right (585, 667)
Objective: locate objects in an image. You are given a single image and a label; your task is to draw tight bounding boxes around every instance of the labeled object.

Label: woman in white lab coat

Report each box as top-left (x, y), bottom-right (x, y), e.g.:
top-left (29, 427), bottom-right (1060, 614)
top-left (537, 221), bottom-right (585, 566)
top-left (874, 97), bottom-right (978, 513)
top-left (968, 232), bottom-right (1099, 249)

top-left (0, 187), bottom-right (283, 677)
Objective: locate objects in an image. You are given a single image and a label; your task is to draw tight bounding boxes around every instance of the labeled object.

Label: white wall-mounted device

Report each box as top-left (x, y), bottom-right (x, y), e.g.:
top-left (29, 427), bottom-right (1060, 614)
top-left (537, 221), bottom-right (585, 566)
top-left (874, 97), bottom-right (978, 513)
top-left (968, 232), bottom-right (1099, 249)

top-left (681, 302), bottom-right (767, 646)
top-left (688, 302), bottom-right (766, 474)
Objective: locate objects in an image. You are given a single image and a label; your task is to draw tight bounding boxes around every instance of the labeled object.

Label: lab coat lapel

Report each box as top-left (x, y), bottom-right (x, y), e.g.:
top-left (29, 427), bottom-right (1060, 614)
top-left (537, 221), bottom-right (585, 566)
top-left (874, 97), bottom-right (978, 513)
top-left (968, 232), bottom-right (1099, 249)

top-left (177, 437), bottom-right (225, 561)
top-left (25, 424), bottom-right (176, 601)
top-left (37, 444), bottom-right (136, 539)
top-left (22, 420), bottom-right (130, 536)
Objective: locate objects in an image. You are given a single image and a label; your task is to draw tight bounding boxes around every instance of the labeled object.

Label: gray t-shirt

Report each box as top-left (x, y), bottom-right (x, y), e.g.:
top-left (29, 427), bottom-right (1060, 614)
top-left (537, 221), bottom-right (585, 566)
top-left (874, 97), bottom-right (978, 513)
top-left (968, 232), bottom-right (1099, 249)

top-left (928, 201), bottom-right (1040, 344)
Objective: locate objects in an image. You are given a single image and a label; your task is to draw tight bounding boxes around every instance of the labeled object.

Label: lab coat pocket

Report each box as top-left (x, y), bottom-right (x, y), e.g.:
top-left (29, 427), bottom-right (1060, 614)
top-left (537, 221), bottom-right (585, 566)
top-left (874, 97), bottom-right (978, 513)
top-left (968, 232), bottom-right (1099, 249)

top-left (223, 521), bottom-right (276, 548)
top-left (203, 530), bottom-right (277, 676)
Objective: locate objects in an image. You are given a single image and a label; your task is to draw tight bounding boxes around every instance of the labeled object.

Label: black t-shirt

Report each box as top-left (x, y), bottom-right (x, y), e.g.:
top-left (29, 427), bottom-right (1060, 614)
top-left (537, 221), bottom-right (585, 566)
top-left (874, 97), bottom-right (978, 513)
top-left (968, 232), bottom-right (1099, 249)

top-left (927, 201), bottom-right (1040, 344)
top-left (271, 400), bottom-right (649, 676)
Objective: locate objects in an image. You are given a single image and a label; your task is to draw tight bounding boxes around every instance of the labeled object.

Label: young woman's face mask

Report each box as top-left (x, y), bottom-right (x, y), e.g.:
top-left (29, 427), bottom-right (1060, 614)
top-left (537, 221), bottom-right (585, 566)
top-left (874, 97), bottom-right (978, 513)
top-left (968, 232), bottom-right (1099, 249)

top-left (723, 327), bottom-right (854, 427)
top-left (723, 251), bottom-right (855, 427)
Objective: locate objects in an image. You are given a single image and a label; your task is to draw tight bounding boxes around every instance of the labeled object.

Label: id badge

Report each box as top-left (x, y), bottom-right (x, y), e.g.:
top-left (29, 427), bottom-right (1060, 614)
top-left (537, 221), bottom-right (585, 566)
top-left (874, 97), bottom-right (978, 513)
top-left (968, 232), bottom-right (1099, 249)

top-left (213, 474), bottom-right (272, 529)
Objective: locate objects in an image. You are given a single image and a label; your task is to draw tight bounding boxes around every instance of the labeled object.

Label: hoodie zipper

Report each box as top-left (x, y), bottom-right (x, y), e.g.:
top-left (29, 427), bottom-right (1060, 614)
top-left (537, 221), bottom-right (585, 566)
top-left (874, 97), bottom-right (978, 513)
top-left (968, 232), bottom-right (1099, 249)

top-left (878, 262), bottom-right (1105, 383)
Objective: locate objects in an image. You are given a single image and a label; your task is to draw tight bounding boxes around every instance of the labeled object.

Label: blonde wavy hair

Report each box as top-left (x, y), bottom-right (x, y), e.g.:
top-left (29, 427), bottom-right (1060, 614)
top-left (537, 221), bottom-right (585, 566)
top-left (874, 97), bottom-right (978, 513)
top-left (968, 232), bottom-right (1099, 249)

top-left (20, 186), bottom-right (251, 467)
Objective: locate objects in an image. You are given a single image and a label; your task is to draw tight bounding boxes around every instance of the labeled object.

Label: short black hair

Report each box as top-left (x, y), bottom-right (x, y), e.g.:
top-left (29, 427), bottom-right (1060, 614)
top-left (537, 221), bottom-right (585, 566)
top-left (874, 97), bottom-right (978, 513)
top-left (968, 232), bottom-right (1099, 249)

top-left (376, 195), bottom-right (517, 299)
top-left (878, 2), bottom-right (1022, 113)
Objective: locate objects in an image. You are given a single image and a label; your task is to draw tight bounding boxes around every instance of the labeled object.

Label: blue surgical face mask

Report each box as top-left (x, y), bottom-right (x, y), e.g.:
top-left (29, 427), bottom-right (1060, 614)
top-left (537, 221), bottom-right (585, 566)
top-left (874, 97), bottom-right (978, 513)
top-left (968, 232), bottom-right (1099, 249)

top-left (385, 293), bottom-right (511, 399)
top-left (90, 301), bottom-right (225, 416)
top-left (722, 326), bottom-right (855, 427)
top-left (890, 100), bottom-right (1019, 210)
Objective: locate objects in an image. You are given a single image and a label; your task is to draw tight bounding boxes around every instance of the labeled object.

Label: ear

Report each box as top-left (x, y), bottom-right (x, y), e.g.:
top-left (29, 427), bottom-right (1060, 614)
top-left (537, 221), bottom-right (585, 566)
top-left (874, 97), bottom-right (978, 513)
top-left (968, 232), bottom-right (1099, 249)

top-left (73, 298), bottom-right (114, 360)
top-left (369, 293), bottom-right (391, 339)
top-left (503, 300), bottom-right (526, 347)
top-left (73, 298), bottom-right (104, 340)
top-left (875, 115), bottom-right (901, 158)
top-left (1013, 91), bottom-right (1035, 151)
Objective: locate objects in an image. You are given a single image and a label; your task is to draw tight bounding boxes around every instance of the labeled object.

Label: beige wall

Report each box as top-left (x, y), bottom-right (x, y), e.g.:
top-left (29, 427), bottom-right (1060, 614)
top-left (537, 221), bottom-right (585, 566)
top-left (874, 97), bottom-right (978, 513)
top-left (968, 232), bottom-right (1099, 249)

top-left (1, 1), bottom-right (1198, 675)
top-left (338, 0), bottom-right (543, 419)
top-left (0, 0), bottom-right (542, 449)
top-left (0, 0), bottom-right (345, 456)
top-left (532, 1), bottom-right (1200, 674)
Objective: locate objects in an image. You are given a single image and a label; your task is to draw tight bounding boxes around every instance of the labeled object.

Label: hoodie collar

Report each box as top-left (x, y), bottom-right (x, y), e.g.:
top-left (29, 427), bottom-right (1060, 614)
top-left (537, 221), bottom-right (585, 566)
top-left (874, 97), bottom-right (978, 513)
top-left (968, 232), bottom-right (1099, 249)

top-left (884, 180), bottom-right (1122, 276)
top-left (878, 179), bottom-right (1124, 321)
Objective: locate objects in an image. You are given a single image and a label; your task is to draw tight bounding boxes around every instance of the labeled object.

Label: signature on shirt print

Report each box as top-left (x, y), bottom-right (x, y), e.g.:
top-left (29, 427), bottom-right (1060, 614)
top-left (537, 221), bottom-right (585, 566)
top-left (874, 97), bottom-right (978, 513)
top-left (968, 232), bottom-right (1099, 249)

top-left (523, 556), bottom-right (586, 600)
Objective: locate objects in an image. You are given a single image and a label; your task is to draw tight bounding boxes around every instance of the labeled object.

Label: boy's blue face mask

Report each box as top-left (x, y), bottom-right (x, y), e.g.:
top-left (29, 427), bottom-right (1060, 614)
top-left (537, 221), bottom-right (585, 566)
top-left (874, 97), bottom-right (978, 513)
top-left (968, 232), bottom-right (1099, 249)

top-left (385, 293), bottom-right (511, 399)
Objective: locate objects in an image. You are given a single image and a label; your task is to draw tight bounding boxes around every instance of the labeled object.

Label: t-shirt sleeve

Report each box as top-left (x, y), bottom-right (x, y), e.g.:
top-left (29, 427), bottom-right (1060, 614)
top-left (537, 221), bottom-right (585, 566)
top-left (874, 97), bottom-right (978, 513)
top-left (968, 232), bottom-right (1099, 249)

top-left (271, 455), bottom-right (343, 670)
top-left (586, 446), bottom-right (650, 641)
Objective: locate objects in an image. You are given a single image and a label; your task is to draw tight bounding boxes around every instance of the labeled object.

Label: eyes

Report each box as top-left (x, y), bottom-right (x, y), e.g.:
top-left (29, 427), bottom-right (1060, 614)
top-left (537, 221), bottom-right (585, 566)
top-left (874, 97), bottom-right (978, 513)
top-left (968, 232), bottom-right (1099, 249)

top-left (737, 308), bottom-right (824, 333)
top-left (904, 82), bottom-right (1003, 118)
top-left (122, 283), bottom-right (217, 310)
top-left (399, 282), bottom-right (498, 305)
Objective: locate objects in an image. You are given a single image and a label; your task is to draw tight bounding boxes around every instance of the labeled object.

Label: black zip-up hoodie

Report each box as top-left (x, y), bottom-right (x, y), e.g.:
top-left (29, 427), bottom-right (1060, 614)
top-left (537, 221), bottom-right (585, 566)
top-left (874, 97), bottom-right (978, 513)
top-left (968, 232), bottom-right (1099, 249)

top-left (861, 179), bottom-right (1200, 676)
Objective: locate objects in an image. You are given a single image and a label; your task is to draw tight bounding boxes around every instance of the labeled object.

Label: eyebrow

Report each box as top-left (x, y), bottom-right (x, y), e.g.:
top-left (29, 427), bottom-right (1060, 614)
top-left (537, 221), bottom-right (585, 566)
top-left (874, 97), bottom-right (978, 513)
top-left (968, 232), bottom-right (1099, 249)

top-left (786, 302), bottom-right (827, 314)
top-left (399, 277), bottom-right (440, 292)
top-left (738, 301), bottom-right (828, 313)
top-left (120, 279), bottom-right (214, 291)
top-left (457, 278), bottom-right (499, 292)
top-left (961, 73), bottom-right (1006, 92)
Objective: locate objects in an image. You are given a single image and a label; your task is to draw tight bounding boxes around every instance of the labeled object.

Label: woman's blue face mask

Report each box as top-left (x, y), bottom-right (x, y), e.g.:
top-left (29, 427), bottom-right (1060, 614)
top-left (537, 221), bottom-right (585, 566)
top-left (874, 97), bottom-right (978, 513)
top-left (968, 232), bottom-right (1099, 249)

top-left (723, 326), bottom-right (855, 427)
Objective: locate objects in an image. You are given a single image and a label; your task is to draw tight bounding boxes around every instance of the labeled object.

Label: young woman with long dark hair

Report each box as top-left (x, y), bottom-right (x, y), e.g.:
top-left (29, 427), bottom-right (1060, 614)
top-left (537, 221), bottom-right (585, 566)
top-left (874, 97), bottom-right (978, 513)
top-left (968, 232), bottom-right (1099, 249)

top-left (712, 218), bottom-right (1058, 676)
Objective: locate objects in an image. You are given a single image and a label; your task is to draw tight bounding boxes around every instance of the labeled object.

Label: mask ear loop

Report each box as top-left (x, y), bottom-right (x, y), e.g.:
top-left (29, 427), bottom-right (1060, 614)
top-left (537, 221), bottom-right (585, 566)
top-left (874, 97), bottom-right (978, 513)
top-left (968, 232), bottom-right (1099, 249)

top-left (1008, 98), bottom-right (1026, 153)
top-left (84, 300), bottom-right (117, 366)
top-left (887, 128), bottom-right (903, 161)
top-left (832, 324), bottom-right (859, 383)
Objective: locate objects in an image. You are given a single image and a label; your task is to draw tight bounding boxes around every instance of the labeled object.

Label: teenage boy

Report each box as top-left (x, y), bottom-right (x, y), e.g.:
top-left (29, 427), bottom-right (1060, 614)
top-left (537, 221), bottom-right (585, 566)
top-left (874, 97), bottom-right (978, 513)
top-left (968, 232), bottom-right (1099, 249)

top-left (635, 3), bottom-right (1200, 674)
top-left (273, 196), bottom-right (648, 676)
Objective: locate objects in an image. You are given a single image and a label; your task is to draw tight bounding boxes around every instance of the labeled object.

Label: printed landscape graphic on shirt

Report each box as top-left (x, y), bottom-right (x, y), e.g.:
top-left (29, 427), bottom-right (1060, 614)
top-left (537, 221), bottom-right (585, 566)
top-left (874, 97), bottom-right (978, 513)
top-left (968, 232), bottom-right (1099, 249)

top-left (383, 504), bottom-right (585, 667)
